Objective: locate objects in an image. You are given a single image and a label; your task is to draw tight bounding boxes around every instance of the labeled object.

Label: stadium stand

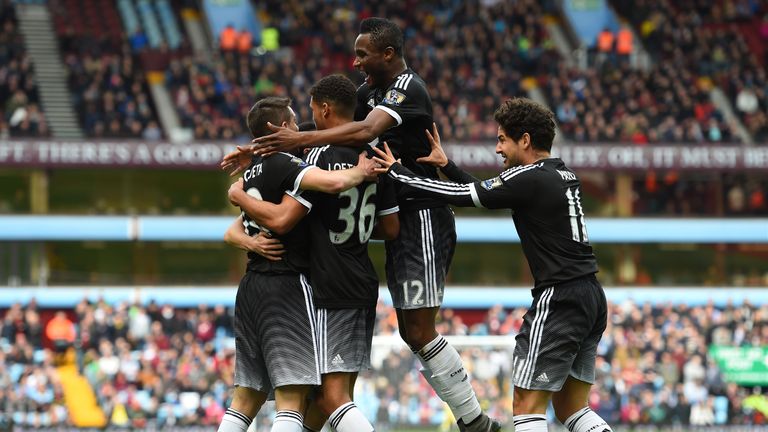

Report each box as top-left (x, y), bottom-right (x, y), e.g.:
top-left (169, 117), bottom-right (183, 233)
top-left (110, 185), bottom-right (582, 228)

top-left (0, 0), bottom-right (48, 138)
top-left (544, 60), bottom-right (737, 143)
top-left (50, 0), bottom-right (161, 138)
top-left (611, 0), bottom-right (768, 144)
top-left (169, 0), bottom-right (555, 142)
top-left (2, 297), bottom-right (767, 429)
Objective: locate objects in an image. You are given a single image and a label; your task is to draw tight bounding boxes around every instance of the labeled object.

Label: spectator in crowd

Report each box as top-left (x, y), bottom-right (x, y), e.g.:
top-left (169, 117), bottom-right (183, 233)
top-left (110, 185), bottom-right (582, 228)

top-left (237, 28), bottom-right (252, 55)
top-left (0, 0), bottom-right (48, 138)
top-left (130, 27), bottom-right (148, 52)
top-left (219, 24), bottom-right (237, 52)
top-left (45, 311), bottom-right (75, 354)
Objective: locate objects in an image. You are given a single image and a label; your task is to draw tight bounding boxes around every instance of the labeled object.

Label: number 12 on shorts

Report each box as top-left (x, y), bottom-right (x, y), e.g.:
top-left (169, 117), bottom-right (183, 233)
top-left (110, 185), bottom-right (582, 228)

top-left (402, 280), bottom-right (425, 306)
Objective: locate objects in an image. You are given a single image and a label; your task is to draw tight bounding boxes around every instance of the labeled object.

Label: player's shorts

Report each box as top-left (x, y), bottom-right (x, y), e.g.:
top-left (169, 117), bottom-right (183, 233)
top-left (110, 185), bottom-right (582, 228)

top-left (234, 271), bottom-right (320, 392)
top-left (315, 306), bottom-right (375, 374)
top-left (385, 206), bottom-right (456, 310)
top-left (512, 274), bottom-right (607, 392)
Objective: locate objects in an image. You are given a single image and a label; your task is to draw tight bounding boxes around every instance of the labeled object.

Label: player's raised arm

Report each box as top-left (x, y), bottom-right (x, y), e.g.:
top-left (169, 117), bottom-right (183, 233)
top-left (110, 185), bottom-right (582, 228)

top-left (418, 122), bottom-right (480, 184)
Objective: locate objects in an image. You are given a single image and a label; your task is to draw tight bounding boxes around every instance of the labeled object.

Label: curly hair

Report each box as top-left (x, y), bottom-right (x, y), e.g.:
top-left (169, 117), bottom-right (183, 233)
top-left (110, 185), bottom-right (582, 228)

top-left (493, 98), bottom-right (556, 152)
top-left (246, 97), bottom-right (292, 138)
top-left (359, 17), bottom-right (404, 57)
top-left (309, 74), bottom-right (357, 119)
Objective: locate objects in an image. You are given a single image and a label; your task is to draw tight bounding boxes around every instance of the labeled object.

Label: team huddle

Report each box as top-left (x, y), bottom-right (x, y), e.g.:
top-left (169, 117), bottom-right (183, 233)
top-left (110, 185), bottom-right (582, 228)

top-left (217, 17), bottom-right (612, 432)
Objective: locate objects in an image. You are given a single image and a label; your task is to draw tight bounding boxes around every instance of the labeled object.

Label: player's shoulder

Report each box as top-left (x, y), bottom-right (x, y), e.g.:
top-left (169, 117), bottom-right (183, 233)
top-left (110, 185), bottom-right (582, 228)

top-left (357, 82), bottom-right (372, 97)
top-left (304, 145), bottom-right (332, 166)
top-left (267, 151), bottom-right (310, 170)
top-left (388, 69), bottom-right (426, 94)
top-left (499, 161), bottom-right (546, 182)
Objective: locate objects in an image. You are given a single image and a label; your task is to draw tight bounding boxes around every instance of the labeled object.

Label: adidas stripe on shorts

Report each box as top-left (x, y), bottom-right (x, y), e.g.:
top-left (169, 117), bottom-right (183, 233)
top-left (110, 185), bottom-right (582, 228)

top-left (234, 272), bottom-right (321, 392)
top-left (385, 206), bottom-right (456, 309)
top-left (315, 306), bottom-right (375, 374)
top-left (512, 274), bottom-right (607, 391)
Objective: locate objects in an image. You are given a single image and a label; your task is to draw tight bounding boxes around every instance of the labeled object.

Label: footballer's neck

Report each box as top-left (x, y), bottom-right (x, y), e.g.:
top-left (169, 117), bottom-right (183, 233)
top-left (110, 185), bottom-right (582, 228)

top-left (531, 150), bottom-right (552, 164)
top-left (324, 116), bottom-right (353, 129)
top-left (384, 60), bottom-right (408, 84)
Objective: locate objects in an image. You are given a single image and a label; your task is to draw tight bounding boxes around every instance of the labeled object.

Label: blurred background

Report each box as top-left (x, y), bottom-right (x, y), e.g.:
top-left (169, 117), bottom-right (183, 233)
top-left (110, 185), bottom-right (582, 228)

top-left (0, 0), bottom-right (767, 430)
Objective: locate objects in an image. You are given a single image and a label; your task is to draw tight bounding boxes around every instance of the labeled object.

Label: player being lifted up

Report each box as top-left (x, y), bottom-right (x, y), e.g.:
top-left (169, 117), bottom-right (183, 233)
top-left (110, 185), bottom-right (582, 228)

top-left (222, 17), bottom-right (500, 432)
top-left (218, 96), bottom-right (378, 432)
top-left (227, 75), bottom-right (399, 432)
top-left (372, 98), bottom-right (613, 432)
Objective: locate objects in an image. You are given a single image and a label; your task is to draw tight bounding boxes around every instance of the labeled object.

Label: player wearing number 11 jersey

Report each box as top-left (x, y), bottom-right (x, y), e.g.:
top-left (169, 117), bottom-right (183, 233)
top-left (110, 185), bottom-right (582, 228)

top-left (372, 98), bottom-right (612, 432)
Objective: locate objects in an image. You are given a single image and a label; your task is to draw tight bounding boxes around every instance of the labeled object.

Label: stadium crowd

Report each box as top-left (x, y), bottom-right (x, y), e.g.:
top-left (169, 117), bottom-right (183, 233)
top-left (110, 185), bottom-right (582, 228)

top-left (50, 0), bottom-right (162, 139)
top-left (4, 0), bottom-right (767, 143)
top-left (546, 61), bottom-right (737, 144)
top-left (611, 0), bottom-right (768, 142)
top-left (1, 295), bottom-right (767, 429)
top-left (0, 0), bottom-right (48, 138)
top-left (165, 0), bottom-right (554, 142)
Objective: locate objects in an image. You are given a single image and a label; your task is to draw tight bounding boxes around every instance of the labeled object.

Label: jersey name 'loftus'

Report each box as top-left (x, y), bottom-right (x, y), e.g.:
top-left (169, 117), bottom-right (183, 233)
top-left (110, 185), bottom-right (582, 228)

top-left (324, 162), bottom-right (356, 171)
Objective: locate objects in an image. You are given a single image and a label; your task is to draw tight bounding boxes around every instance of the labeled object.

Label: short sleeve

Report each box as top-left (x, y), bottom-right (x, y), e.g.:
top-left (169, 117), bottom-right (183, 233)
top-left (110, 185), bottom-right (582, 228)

top-left (376, 175), bottom-right (399, 216)
top-left (355, 84), bottom-right (373, 121)
top-left (266, 152), bottom-right (316, 209)
top-left (374, 73), bottom-right (429, 126)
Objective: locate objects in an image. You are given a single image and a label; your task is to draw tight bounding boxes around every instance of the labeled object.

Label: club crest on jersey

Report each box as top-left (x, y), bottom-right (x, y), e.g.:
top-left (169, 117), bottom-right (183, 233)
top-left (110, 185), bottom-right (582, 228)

top-left (481, 177), bottom-right (503, 190)
top-left (290, 156), bottom-right (309, 167)
top-left (383, 89), bottom-right (406, 106)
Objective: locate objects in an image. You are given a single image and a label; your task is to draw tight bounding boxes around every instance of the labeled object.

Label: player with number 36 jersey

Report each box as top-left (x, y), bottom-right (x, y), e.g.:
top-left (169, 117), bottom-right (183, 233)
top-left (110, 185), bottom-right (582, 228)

top-left (305, 144), bottom-right (398, 309)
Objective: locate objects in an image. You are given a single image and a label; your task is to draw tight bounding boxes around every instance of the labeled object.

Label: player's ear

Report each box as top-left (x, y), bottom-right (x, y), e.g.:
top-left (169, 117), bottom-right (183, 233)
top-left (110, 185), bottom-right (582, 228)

top-left (323, 103), bottom-right (330, 118)
top-left (383, 46), bottom-right (395, 61)
top-left (522, 132), bottom-right (532, 149)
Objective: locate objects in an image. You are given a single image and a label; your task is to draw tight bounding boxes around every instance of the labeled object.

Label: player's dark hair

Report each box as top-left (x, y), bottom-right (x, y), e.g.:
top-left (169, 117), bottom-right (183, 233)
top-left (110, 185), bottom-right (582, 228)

top-left (494, 98), bottom-right (556, 152)
top-left (247, 97), bottom-right (292, 138)
top-left (298, 121), bottom-right (316, 132)
top-left (359, 17), bottom-right (403, 57)
top-left (309, 74), bottom-right (357, 119)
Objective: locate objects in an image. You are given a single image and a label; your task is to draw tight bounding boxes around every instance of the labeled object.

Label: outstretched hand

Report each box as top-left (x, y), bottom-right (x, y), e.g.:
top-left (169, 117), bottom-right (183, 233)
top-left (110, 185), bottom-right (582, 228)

top-left (251, 122), bottom-right (303, 157)
top-left (371, 142), bottom-right (399, 174)
top-left (416, 122), bottom-right (448, 168)
top-left (221, 145), bottom-right (255, 177)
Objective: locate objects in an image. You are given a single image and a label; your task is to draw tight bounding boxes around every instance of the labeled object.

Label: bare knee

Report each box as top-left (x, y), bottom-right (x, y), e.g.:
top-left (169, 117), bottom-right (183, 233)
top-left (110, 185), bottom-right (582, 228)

top-left (552, 376), bottom-right (591, 423)
top-left (316, 374), bottom-right (353, 416)
top-left (230, 386), bottom-right (267, 418)
top-left (316, 391), bottom-right (351, 416)
top-left (398, 309), bottom-right (439, 351)
top-left (513, 387), bottom-right (551, 415)
top-left (552, 397), bottom-right (582, 424)
top-left (401, 325), bottom-right (436, 351)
